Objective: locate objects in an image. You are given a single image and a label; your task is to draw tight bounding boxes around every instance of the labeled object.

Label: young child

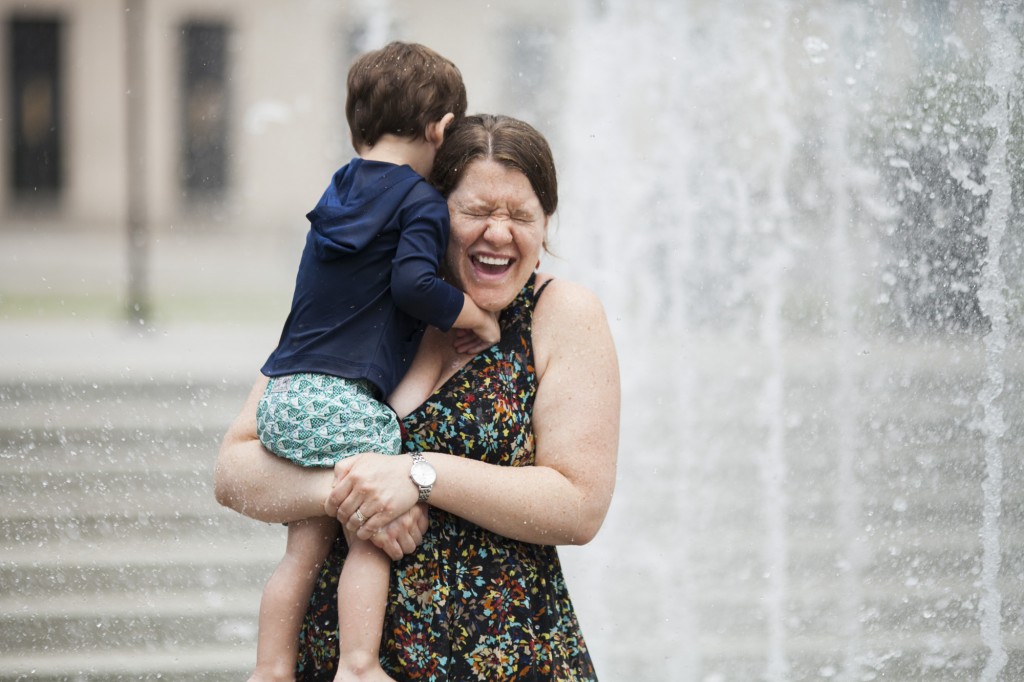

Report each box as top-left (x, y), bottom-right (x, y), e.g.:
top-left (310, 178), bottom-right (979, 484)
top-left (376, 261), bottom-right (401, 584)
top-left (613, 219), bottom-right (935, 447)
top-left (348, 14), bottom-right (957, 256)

top-left (248, 42), bottom-right (497, 682)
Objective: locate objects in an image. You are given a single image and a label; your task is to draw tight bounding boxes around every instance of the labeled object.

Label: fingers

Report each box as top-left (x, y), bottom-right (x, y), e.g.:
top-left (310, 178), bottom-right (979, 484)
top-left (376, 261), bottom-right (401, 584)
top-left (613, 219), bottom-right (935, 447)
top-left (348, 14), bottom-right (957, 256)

top-left (397, 531), bottom-right (417, 556)
top-left (453, 336), bottom-right (489, 355)
top-left (334, 491), bottom-right (361, 528)
top-left (367, 505), bottom-right (429, 560)
top-left (368, 523), bottom-right (406, 560)
top-left (451, 330), bottom-right (474, 354)
top-left (414, 504), bottom-right (429, 534)
top-left (345, 487), bottom-right (399, 535)
top-left (329, 453), bottom-right (420, 537)
top-left (326, 459), bottom-right (355, 517)
top-left (404, 506), bottom-right (428, 554)
top-left (354, 506), bottom-right (394, 539)
top-left (369, 526), bottom-right (403, 561)
top-left (376, 534), bottom-right (404, 561)
top-left (333, 457), bottom-right (353, 482)
top-left (342, 498), bottom-right (376, 533)
top-left (331, 455), bottom-right (381, 530)
top-left (452, 329), bottom-right (498, 355)
top-left (342, 496), bottom-right (394, 535)
top-left (347, 505), bottom-right (395, 536)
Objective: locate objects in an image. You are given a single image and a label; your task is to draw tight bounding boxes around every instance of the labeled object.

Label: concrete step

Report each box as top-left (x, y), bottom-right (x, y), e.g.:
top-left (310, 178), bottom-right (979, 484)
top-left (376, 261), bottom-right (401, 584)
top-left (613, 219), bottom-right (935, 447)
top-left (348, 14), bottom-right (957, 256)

top-left (0, 425), bottom-right (223, 471)
top-left (0, 588), bottom-right (261, 654)
top-left (1, 381), bottom-right (247, 432)
top-left (0, 510), bottom-right (268, 546)
top-left (4, 524), bottom-right (284, 589)
top-left (0, 647), bottom-right (252, 681)
top-left (1, 468), bottom-right (222, 513)
top-left (1, 554), bottom-right (278, 603)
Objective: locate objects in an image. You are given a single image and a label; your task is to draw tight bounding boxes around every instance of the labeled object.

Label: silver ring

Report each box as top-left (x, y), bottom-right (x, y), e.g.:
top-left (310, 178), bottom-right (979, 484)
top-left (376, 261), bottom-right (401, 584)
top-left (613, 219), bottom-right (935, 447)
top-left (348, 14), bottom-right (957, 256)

top-left (353, 509), bottom-right (367, 526)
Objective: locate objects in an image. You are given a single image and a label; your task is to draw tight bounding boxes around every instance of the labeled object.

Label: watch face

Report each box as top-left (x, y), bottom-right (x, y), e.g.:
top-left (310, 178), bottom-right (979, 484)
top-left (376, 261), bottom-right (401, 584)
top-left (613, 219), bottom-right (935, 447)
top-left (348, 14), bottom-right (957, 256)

top-left (411, 460), bottom-right (436, 487)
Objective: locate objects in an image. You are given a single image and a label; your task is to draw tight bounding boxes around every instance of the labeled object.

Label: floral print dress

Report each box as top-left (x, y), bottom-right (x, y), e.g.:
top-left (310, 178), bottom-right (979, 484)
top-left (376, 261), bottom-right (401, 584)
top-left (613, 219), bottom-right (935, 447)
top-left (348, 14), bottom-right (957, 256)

top-left (296, 274), bottom-right (598, 681)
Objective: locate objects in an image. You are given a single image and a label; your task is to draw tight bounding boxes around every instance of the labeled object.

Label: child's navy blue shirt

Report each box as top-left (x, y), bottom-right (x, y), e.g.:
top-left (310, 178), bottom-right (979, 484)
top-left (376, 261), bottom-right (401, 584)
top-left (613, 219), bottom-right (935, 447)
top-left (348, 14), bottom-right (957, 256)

top-left (261, 158), bottom-right (464, 397)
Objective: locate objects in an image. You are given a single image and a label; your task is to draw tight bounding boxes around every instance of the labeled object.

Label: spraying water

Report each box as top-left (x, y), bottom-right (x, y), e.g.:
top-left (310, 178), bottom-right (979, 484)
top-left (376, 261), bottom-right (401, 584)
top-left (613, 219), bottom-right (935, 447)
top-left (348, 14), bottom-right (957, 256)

top-left (553, 0), bottom-right (1024, 680)
top-left (976, 2), bottom-right (1021, 680)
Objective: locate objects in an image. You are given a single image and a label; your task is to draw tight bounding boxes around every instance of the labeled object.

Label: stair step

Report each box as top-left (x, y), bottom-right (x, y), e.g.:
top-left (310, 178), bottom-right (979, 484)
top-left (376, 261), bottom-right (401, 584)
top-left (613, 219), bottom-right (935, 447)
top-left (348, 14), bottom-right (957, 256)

top-left (0, 646), bottom-right (253, 681)
top-left (1, 529), bottom-right (284, 597)
top-left (0, 475), bottom-right (222, 519)
top-left (0, 590), bottom-right (262, 655)
top-left (1, 558), bottom-right (278, 599)
top-left (0, 511), bottom-right (266, 545)
top-left (1, 383), bottom-right (245, 433)
top-left (0, 427), bottom-right (223, 474)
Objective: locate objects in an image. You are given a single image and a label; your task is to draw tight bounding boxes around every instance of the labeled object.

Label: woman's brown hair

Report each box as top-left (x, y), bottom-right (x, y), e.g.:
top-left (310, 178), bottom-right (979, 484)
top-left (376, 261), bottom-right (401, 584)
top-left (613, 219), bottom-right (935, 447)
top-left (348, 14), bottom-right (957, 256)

top-left (430, 114), bottom-right (558, 217)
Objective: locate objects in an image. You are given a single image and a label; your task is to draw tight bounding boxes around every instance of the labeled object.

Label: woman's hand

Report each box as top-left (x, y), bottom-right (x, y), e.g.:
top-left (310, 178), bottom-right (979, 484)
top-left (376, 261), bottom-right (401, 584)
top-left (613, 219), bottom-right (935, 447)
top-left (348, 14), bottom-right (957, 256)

top-left (326, 453), bottom-right (420, 539)
top-left (368, 504), bottom-right (429, 560)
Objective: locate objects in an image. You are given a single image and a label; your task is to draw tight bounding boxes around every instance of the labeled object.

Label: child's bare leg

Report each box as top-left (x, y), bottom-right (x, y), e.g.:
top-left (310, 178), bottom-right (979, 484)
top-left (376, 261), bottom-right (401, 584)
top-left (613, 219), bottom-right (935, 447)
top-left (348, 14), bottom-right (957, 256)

top-left (249, 517), bottom-right (337, 682)
top-left (333, 526), bottom-right (394, 682)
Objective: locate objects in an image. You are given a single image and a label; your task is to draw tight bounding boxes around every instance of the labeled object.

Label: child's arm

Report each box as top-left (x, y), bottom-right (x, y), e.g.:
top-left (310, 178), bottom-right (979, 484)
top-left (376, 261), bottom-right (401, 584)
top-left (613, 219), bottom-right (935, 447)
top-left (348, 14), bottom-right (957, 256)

top-left (392, 192), bottom-right (501, 351)
top-left (450, 294), bottom-right (500, 352)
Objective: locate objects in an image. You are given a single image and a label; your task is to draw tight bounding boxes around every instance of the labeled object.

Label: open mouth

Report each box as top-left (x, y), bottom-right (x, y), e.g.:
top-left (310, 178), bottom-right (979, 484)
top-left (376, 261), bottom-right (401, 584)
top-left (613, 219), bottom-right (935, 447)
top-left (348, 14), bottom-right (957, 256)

top-left (472, 254), bottom-right (515, 276)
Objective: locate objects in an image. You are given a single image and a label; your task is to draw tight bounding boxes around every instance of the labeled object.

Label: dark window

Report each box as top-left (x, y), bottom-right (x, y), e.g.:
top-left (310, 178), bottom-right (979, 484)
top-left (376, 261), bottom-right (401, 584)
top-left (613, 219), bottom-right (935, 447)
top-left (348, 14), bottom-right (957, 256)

top-left (180, 21), bottom-right (230, 199)
top-left (7, 17), bottom-right (63, 200)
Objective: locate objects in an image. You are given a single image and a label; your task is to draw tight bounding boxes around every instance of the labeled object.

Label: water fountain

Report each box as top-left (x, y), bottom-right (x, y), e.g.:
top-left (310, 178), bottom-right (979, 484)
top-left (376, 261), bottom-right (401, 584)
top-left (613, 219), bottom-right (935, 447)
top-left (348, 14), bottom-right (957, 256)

top-left (976, 4), bottom-right (1020, 681)
top-left (551, 0), bottom-right (1023, 680)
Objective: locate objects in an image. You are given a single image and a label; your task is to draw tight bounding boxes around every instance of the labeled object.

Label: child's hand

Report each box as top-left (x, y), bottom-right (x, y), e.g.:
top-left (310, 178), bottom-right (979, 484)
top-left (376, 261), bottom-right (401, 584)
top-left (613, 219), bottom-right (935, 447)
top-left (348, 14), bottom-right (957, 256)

top-left (451, 296), bottom-right (500, 354)
top-left (474, 311), bottom-right (500, 347)
top-left (453, 327), bottom-right (497, 355)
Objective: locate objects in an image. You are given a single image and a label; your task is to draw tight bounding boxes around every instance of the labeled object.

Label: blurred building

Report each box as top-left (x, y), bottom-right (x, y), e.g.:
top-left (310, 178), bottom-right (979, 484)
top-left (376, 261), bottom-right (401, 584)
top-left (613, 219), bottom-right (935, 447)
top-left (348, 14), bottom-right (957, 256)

top-left (0, 0), bottom-right (570, 236)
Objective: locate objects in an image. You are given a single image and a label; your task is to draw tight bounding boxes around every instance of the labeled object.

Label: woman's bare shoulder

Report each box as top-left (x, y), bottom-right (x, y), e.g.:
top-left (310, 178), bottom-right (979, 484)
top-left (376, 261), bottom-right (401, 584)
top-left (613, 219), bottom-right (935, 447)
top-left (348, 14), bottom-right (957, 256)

top-left (532, 275), bottom-right (615, 373)
top-left (534, 275), bottom-right (608, 325)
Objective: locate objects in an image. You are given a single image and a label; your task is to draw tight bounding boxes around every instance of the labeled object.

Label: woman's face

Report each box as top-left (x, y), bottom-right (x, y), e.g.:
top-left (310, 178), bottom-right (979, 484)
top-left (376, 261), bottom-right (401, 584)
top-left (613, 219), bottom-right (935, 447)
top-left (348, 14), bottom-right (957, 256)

top-left (445, 159), bottom-right (549, 312)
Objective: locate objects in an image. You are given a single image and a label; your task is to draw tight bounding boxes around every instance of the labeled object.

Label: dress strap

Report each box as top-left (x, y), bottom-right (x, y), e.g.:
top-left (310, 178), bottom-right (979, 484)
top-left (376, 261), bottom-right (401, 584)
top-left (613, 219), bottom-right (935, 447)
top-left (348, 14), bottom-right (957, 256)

top-left (535, 276), bottom-right (555, 301)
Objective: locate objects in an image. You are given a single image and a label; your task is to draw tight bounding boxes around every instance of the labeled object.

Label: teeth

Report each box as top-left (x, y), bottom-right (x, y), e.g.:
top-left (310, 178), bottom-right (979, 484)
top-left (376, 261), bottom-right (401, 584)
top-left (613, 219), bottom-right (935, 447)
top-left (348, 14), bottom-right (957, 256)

top-left (476, 255), bottom-right (511, 266)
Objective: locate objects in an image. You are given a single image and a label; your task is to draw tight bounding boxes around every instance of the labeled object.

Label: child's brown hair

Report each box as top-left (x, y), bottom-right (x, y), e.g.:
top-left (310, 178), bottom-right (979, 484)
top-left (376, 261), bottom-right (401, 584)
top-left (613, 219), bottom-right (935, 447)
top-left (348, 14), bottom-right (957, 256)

top-left (346, 41), bottom-right (467, 151)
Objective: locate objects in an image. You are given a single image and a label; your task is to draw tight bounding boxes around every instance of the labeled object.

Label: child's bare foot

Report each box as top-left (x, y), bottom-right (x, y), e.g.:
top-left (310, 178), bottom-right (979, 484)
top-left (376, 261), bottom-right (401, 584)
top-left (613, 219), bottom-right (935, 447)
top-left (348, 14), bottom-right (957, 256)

top-left (333, 652), bottom-right (395, 682)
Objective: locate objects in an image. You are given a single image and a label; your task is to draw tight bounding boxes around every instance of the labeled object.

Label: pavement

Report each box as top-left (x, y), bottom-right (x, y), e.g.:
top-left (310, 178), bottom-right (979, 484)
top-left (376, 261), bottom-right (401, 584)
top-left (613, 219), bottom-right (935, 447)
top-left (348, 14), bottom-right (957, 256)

top-left (0, 227), bottom-right (300, 384)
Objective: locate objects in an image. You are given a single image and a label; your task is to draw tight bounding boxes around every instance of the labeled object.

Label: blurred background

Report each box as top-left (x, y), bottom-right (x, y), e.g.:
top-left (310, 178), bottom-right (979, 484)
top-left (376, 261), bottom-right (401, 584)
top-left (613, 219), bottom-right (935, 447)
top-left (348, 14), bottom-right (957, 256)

top-left (1, 0), bottom-right (1022, 680)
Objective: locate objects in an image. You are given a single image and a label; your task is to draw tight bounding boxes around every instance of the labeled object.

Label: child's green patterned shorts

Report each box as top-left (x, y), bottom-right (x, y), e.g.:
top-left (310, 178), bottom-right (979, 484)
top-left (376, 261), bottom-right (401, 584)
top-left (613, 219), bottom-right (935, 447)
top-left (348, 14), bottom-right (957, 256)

top-left (256, 373), bottom-right (402, 467)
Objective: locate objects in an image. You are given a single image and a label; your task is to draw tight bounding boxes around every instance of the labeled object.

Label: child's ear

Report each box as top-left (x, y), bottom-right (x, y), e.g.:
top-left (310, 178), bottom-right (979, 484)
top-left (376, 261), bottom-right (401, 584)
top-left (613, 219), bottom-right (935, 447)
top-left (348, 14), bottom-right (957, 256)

top-left (427, 113), bottom-right (456, 149)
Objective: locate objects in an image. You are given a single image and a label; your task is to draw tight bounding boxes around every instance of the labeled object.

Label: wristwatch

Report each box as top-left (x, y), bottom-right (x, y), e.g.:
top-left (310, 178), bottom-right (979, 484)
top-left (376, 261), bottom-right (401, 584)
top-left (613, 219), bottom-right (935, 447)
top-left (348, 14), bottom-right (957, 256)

top-left (409, 452), bottom-right (436, 502)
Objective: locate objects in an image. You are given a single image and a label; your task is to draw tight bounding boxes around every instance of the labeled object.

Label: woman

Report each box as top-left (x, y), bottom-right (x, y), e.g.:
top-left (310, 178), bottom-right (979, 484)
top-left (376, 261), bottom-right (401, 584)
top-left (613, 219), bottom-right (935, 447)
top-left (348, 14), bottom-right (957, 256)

top-left (215, 114), bottom-right (620, 681)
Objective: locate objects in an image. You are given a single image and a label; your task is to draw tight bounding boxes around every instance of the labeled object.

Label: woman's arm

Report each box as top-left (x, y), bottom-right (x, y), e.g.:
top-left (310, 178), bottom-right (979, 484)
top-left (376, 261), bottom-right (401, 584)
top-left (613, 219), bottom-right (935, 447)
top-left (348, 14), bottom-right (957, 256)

top-left (213, 375), bottom-right (337, 524)
top-left (334, 279), bottom-right (620, 546)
